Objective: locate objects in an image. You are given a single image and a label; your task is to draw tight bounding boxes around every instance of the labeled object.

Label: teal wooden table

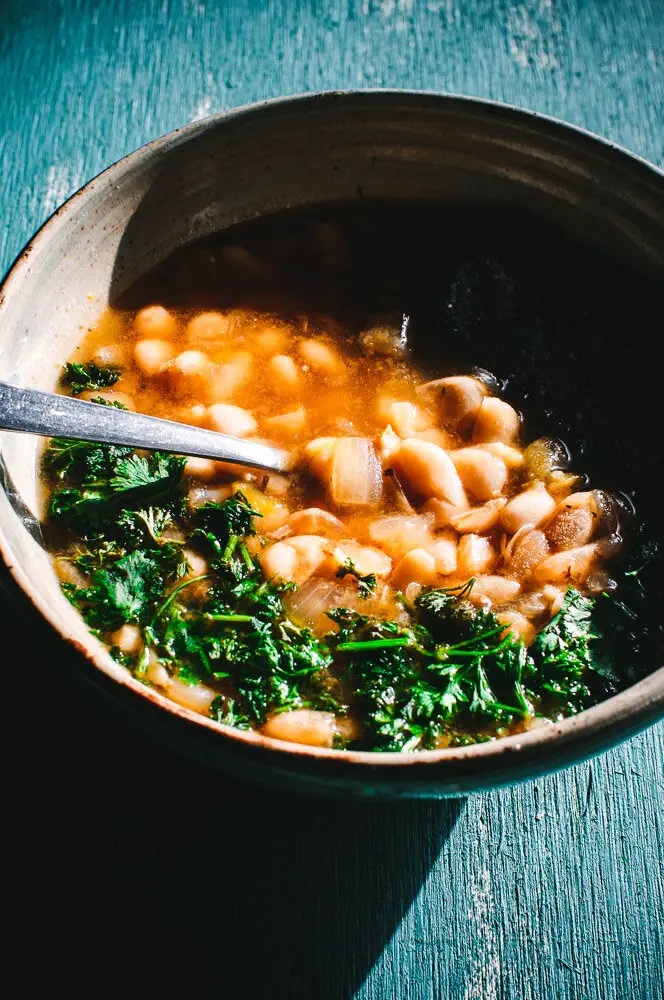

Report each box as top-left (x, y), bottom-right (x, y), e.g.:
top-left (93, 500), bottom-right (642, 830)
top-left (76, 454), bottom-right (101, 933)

top-left (2, 2), bottom-right (663, 997)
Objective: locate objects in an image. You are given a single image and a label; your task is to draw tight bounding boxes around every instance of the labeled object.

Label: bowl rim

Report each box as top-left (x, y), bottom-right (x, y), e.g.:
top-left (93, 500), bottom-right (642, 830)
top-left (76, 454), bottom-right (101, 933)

top-left (1, 87), bottom-right (663, 775)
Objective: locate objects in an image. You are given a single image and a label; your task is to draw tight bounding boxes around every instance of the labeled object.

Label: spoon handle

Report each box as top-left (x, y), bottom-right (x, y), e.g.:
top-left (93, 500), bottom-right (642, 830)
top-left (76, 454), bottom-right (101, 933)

top-left (0, 381), bottom-right (292, 474)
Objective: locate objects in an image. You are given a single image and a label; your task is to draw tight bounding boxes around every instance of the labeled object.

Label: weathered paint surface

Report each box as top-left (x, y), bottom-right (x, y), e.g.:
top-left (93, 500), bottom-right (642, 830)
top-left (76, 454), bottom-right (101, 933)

top-left (1, 1), bottom-right (662, 996)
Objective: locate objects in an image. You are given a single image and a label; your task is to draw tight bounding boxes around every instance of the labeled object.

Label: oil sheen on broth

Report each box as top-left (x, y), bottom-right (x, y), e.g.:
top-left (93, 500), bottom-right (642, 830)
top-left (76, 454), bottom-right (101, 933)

top-left (44, 208), bottom-right (627, 752)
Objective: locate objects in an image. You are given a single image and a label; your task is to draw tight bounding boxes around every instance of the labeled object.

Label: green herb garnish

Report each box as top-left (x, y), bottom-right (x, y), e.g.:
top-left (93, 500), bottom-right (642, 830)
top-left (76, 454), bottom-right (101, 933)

top-left (336, 558), bottom-right (378, 598)
top-left (62, 361), bottom-right (121, 395)
top-left (44, 430), bottom-right (637, 751)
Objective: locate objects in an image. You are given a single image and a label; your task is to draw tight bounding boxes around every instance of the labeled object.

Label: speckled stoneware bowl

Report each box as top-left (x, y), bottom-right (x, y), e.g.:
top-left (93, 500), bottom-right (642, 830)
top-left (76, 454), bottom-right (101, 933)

top-left (1, 92), bottom-right (663, 798)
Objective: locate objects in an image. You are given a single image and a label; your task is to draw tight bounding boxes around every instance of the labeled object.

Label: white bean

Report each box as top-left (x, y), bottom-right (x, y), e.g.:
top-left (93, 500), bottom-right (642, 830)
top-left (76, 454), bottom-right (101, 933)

top-left (368, 513), bottom-right (435, 559)
top-left (418, 375), bottom-right (486, 432)
top-left (269, 354), bottom-right (300, 393)
top-left (425, 530), bottom-right (458, 575)
top-left (263, 406), bottom-right (308, 440)
top-left (545, 496), bottom-right (596, 550)
top-left (93, 343), bottom-right (127, 367)
top-left (111, 624), bottom-right (142, 655)
top-left (532, 543), bottom-right (599, 585)
top-left (207, 403), bottom-right (257, 437)
top-left (458, 534), bottom-right (496, 575)
top-left (303, 437), bottom-right (339, 479)
top-left (299, 339), bottom-right (346, 377)
top-left (206, 353), bottom-right (252, 403)
top-left (472, 397), bottom-right (520, 444)
top-left (479, 442), bottom-right (524, 468)
top-left (376, 399), bottom-right (432, 438)
top-left (260, 541), bottom-right (298, 582)
top-left (502, 483), bottom-right (556, 534)
top-left (167, 350), bottom-right (213, 391)
top-left (391, 548), bottom-right (438, 590)
top-left (470, 575), bottom-right (521, 606)
top-left (184, 457), bottom-right (219, 482)
top-left (495, 610), bottom-right (536, 646)
top-left (134, 338), bottom-right (176, 376)
top-left (324, 540), bottom-right (393, 579)
top-left (187, 311), bottom-right (233, 343)
top-left (184, 549), bottom-right (208, 577)
top-left (255, 327), bottom-right (290, 356)
top-left (450, 448), bottom-right (508, 501)
top-left (450, 498), bottom-right (507, 534)
top-left (262, 709), bottom-right (338, 748)
top-left (504, 528), bottom-right (550, 581)
top-left (134, 305), bottom-right (176, 339)
top-left (395, 438), bottom-right (468, 506)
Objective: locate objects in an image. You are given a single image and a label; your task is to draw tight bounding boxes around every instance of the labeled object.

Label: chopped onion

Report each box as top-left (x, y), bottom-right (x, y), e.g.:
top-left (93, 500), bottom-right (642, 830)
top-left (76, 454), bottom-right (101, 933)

top-left (368, 512), bottom-right (435, 559)
top-left (330, 437), bottom-right (382, 507)
top-left (524, 437), bottom-right (571, 481)
top-left (285, 577), bottom-right (342, 633)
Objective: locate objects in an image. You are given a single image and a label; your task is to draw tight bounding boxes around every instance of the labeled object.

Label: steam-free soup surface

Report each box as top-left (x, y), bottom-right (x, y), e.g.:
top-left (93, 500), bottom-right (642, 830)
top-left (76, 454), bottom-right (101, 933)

top-left (43, 207), bottom-right (631, 752)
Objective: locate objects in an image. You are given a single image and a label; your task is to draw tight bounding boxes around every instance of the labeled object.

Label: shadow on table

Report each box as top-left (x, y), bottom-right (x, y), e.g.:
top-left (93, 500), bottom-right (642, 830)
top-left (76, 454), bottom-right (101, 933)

top-left (8, 633), bottom-right (462, 999)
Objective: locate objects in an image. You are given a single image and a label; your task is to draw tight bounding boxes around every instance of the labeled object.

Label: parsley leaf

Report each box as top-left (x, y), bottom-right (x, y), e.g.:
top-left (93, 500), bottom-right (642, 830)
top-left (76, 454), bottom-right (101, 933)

top-left (62, 361), bottom-right (121, 395)
top-left (336, 558), bottom-right (377, 598)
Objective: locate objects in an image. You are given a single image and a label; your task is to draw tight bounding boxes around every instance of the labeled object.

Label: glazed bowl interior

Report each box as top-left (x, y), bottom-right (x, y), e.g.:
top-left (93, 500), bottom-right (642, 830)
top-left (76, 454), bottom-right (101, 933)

top-left (1, 92), bottom-right (663, 797)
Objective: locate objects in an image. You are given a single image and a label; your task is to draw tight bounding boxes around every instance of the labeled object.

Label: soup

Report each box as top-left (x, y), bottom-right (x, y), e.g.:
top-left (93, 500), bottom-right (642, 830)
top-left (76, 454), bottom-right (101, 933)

top-left (42, 205), bottom-right (641, 752)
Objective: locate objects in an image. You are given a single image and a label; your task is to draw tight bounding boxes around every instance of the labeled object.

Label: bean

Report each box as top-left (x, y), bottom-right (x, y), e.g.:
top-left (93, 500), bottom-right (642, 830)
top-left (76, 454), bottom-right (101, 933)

top-left (545, 497), bottom-right (596, 550)
top-left (262, 709), bottom-right (339, 748)
top-left (391, 548), bottom-right (438, 590)
top-left (395, 438), bottom-right (468, 507)
top-left (472, 397), bottom-right (520, 444)
top-left (207, 403), bottom-right (257, 437)
top-left (457, 534), bottom-right (496, 575)
top-left (93, 343), bottom-right (127, 367)
top-left (502, 483), bottom-right (556, 534)
top-left (134, 305), bottom-right (177, 339)
top-left (450, 498), bottom-right (507, 534)
top-left (532, 543), bottom-right (599, 585)
top-left (134, 338), bottom-right (176, 376)
top-left (418, 375), bottom-right (485, 432)
top-left (425, 530), bottom-right (458, 575)
top-left (111, 624), bottom-right (142, 655)
top-left (324, 540), bottom-right (393, 579)
top-left (504, 528), bottom-right (550, 581)
top-left (263, 406), bottom-right (308, 440)
top-left (184, 457), bottom-right (219, 482)
top-left (376, 399), bottom-right (432, 438)
top-left (206, 353), bottom-right (253, 403)
top-left (495, 611), bottom-right (536, 646)
top-left (269, 354), bottom-right (300, 393)
top-left (450, 447), bottom-right (508, 501)
top-left (470, 575), bottom-right (521, 606)
top-left (479, 442), bottom-right (524, 468)
top-left (299, 339), bottom-right (346, 379)
top-left (287, 508), bottom-right (348, 537)
top-left (187, 311), bottom-right (233, 343)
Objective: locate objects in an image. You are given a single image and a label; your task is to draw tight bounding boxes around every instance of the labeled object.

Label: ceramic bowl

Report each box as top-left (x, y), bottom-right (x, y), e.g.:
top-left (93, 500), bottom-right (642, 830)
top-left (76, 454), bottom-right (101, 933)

top-left (1, 91), bottom-right (663, 798)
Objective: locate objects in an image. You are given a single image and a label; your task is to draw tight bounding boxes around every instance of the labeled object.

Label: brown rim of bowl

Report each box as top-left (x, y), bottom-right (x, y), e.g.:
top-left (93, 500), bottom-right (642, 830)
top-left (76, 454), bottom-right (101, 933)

top-left (1, 89), bottom-right (663, 771)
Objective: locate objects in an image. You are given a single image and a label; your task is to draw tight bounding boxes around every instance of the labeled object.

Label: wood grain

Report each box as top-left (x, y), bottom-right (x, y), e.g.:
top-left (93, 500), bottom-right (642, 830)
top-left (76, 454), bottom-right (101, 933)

top-left (1, 1), bottom-right (662, 996)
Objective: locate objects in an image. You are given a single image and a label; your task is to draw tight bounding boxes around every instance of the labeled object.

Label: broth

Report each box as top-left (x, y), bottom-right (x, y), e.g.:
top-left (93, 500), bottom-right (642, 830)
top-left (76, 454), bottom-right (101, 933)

top-left (41, 203), bottom-right (647, 752)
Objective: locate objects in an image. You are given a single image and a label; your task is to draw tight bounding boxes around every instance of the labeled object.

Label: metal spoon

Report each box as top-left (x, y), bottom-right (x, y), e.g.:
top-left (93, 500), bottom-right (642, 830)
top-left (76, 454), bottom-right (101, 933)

top-left (0, 381), bottom-right (292, 473)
